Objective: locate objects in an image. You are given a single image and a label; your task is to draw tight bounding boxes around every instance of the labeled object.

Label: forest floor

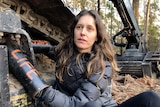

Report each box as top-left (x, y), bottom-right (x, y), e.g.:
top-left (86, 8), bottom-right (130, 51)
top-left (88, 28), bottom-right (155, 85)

top-left (112, 72), bottom-right (160, 104)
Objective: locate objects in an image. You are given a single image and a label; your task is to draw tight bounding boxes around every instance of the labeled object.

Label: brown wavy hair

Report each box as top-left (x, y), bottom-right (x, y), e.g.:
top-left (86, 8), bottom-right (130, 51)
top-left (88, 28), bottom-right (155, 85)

top-left (55, 9), bottom-right (119, 82)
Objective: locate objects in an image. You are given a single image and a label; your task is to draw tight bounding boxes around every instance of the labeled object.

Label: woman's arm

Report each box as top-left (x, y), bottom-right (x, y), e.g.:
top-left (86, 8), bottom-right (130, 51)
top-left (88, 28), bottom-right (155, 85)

top-left (40, 61), bottom-right (113, 107)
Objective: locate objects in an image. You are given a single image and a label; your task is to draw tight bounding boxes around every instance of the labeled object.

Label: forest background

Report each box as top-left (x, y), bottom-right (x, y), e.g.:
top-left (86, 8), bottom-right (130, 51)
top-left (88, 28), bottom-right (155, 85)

top-left (63, 0), bottom-right (160, 52)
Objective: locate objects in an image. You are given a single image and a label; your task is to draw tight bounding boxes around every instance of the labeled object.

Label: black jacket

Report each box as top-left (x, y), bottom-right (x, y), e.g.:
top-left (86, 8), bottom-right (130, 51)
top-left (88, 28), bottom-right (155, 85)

top-left (40, 51), bottom-right (117, 107)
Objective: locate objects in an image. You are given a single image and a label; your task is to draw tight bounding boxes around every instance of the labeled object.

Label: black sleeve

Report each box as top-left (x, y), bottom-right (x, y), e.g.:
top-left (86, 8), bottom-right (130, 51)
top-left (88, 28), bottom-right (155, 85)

top-left (32, 43), bottom-right (57, 60)
top-left (40, 61), bottom-right (113, 107)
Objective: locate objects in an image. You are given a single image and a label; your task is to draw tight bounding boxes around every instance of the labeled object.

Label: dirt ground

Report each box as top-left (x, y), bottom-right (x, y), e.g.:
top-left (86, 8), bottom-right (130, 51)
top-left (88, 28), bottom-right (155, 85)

top-left (112, 72), bottom-right (160, 104)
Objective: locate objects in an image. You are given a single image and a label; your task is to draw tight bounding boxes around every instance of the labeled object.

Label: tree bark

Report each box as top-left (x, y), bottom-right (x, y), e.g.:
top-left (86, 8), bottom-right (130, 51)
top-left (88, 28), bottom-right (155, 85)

top-left (132, 0), bottom-right (139, 23)
top-left (144, 0), bottom-right (150, 49)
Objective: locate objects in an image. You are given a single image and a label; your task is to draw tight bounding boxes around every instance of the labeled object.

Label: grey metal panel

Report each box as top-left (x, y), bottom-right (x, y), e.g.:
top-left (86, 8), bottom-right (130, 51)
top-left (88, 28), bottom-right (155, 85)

top-left (0, 45), bottom-right (11, 107)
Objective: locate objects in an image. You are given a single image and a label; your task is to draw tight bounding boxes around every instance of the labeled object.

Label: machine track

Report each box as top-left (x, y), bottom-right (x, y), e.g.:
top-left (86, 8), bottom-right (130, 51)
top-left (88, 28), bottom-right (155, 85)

top-left (0, 0), bottom-right (73, 106)
top-left (0, 0), bottom-right (65, 42)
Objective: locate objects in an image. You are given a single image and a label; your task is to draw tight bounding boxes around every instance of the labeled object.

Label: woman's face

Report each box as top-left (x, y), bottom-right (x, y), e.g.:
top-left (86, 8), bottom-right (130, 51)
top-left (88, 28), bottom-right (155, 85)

top-left (74, 14), bottom-right (97, 53)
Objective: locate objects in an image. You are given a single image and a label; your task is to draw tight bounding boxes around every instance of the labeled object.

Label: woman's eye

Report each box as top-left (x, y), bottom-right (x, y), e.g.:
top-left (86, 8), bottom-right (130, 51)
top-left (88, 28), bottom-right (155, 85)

top-left (87, 27), bottom-right (94, 31)
top-left (76, 25), bottom-right (82, 29)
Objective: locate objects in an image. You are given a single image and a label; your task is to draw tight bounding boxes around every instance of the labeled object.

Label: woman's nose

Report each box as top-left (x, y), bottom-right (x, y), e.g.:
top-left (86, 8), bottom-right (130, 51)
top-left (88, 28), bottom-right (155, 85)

top-left (80, 28), bottom-right (86, 36)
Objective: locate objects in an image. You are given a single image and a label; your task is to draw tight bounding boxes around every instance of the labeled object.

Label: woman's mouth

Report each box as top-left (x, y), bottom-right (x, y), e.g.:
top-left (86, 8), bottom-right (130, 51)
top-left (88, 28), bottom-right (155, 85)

top-left (78, 38), bottom-right (86, 42)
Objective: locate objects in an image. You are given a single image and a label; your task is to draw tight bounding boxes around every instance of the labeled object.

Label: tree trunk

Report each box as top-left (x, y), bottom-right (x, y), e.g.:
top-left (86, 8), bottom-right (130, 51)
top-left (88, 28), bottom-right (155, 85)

top-left (144, 0), bottom-right (150, 49)
top-left (81, 0), bottom-right (86, 10)
top-left (132, 0), bottom-right (139, 23)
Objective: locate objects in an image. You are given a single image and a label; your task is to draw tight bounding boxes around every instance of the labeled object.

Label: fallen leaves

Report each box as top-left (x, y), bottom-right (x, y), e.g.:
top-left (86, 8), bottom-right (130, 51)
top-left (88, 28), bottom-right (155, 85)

top-left (112, 73), bottom-right (160, 104)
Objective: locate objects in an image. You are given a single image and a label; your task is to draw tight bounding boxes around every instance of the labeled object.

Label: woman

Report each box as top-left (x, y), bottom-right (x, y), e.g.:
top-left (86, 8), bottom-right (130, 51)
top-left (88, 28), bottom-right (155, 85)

top-left (38, 9), bottom-right (118, 107)
top-left (39, 9), bottom-right (160, 107)
top-left (8, 9), bottom-right (160, 107)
